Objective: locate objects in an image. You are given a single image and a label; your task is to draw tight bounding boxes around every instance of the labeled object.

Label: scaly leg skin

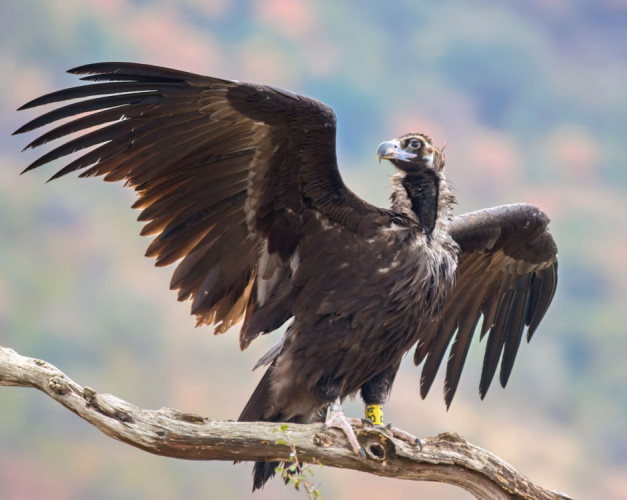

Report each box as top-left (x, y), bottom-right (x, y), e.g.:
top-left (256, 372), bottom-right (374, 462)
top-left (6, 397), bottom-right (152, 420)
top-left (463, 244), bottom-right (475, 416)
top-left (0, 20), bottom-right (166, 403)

top-left (365, 404), bottom-right (423, 450)
top-left (322, 403), bottom-right (366, 457)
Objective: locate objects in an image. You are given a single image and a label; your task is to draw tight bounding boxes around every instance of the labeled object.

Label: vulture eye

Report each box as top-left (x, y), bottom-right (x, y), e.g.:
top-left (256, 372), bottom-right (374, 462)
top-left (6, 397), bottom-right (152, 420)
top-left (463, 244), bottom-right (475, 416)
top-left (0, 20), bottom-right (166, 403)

top-left (409, 139), bottom-right (422, 149)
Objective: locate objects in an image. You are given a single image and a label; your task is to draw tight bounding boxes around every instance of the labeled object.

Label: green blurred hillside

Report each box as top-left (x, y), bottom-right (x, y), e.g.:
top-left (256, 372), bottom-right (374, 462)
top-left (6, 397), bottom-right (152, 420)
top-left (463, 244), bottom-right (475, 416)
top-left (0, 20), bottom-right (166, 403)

top-left (1, 1), bottom-right (626, 499)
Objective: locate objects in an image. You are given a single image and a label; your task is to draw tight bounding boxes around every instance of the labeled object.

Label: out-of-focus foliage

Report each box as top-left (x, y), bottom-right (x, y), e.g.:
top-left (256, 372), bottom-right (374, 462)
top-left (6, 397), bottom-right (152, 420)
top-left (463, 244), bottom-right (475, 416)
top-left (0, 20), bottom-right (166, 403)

top-left (1, 1), bottom-right (625, 499)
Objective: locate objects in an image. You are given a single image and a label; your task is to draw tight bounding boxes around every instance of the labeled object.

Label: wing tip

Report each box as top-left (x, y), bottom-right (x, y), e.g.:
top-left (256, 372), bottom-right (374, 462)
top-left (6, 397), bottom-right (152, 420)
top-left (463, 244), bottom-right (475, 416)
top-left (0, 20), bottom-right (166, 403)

top-left (419, 374), bottom-right (431, 400)
top-left (16, 98), bottom-right (44, 112)
top-left (20, 162), bottom-right (41, 176)
top-left (499, 367), bottom-right (512, 389)
top-left (479, 371), bottom-right (494, 401)
top-left (444, 385), bottom-right (456, 409)
top-left (67, 62), bottom-right (121, 75)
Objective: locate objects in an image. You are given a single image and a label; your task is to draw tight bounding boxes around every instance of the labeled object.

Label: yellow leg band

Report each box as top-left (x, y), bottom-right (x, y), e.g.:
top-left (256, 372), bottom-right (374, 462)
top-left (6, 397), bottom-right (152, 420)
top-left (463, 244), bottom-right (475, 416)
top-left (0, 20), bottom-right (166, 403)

top-left (365, 404), bottom-right (384, 426)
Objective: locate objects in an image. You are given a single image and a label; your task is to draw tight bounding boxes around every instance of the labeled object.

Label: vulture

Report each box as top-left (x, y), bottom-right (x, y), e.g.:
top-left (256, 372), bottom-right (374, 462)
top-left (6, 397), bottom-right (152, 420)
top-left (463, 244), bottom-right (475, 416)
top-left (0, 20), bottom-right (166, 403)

top-left (14, 63), bottom-right (558, 490)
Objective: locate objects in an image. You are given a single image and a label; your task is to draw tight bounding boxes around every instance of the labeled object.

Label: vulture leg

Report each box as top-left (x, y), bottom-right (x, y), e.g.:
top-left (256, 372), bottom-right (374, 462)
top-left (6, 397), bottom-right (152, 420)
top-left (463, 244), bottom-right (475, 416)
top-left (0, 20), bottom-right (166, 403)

top-left (322, 402), bottom-right (366, 457)
top-left (360, 362), bottom-right (398, 425)
top-left (359, 362), bottom-right (422, 447)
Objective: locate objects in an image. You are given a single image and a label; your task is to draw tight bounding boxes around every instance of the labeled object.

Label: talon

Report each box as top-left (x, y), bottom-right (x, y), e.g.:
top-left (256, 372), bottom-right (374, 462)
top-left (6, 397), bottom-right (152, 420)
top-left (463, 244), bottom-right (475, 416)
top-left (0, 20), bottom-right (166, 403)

top-left (359, 447), bottom-right (366, 458)
top-left (360, 418), bottom-right (374, 428)
top-left (386, 422), bottom-right (392, 430)
top-left (416, 438), bottom-right (423, 451)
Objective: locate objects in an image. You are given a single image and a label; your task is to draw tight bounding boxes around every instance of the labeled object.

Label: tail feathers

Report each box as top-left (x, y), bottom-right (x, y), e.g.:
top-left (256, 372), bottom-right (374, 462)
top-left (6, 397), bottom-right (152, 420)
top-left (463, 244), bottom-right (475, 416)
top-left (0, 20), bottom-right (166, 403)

top-left (252, 461), bottom-right (280, 491)
top-left (239, 367), bottom-right (278, 491)
top-left (240, 366), bottom-right (321, 491)
top-left (239, 366), bottom-right (274, 422)
top-left (253, 460), bottom-right (303, 491)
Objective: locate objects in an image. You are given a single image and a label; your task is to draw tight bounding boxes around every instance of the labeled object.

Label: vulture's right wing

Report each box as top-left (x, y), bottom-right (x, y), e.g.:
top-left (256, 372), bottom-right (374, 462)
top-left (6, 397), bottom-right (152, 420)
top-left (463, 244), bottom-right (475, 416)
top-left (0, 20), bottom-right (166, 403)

top-left (14, 62), bottom-right (393, 346)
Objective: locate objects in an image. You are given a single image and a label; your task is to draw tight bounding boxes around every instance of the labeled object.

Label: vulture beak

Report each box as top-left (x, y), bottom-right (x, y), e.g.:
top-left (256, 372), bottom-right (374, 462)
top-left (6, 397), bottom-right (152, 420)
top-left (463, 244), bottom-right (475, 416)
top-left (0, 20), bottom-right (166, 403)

top-left (376, 139), bottom-right (417, 163)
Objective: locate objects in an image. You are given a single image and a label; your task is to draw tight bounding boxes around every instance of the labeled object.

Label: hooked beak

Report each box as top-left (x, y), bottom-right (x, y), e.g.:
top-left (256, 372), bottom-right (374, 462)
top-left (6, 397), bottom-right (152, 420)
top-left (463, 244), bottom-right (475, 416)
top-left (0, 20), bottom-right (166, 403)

top-left (376, 139), bottom-right (417, 163)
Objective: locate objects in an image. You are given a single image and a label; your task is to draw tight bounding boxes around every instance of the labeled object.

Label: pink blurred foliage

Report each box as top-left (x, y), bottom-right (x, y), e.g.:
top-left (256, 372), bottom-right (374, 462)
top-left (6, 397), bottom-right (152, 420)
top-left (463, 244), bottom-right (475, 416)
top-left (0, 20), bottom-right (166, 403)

top-left (89, 0), bottom-right (126, 16)
top-left (131, 10), bottom-right (222, 71)
top-left (0, 455), bottom-right (75, 500)
top-left (254, 0), bottom-right (318, 40)
top-left (547, 125), bottom-right (601, 182)
top-left (87, 1), bottom-right (224, 73)
top-left (465, 131), bottom-right (523, 188)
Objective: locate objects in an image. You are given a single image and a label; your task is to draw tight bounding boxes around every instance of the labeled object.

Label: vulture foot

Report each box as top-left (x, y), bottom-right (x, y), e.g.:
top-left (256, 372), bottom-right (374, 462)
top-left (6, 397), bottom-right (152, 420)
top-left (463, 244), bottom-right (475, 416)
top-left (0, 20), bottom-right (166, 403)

top-left (383, 423), bottom-right (423, 450)
top-left (363, 404), bottom-right (422, 448)
top-left (322, 404), bottom-right (366, 457)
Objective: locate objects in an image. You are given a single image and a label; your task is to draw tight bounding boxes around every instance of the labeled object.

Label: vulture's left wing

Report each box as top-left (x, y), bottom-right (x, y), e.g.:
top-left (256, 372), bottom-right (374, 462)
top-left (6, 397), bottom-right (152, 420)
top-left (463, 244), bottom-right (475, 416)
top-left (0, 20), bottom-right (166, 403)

top-left (414, 204), bottom-right (558, 407)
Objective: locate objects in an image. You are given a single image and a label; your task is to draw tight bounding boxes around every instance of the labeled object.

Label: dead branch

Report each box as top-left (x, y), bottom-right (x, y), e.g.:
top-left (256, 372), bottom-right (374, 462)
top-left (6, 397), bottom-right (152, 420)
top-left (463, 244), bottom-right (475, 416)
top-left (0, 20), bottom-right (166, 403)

top-left (0, 345), bottom-right (569, 500)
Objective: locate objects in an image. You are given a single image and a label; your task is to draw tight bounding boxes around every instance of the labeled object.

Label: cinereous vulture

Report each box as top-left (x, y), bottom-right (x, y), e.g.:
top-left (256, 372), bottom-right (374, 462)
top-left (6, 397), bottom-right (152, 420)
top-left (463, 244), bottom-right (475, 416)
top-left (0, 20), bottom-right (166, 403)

top-left (15, 63), bottom-right (558, 490)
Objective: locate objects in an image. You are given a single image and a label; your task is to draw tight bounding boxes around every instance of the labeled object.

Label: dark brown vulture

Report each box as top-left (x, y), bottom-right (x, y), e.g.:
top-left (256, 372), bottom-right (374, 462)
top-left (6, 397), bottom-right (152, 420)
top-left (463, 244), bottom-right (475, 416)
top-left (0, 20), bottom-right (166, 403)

top-left (15, 63), bottom-right (558, 490)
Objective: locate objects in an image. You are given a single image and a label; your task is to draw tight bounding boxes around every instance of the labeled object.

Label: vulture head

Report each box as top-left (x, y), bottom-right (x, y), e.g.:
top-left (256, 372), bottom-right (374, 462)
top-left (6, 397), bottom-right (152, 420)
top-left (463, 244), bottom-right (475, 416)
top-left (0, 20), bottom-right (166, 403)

top-left (376, 133), bottom-right (444, 173)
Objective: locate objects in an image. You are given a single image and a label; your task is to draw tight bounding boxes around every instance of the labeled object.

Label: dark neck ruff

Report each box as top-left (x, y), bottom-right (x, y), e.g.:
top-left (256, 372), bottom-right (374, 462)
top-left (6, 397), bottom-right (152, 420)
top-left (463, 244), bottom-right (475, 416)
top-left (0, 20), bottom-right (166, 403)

top-left (401, 170), bottom-right (440, 235)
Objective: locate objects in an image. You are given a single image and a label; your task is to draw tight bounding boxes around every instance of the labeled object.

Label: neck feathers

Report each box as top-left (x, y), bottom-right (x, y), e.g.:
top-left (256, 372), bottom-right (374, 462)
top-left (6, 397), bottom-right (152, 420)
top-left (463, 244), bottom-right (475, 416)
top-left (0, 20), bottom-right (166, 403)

top-left (390, 170), bottom-right (455, 236)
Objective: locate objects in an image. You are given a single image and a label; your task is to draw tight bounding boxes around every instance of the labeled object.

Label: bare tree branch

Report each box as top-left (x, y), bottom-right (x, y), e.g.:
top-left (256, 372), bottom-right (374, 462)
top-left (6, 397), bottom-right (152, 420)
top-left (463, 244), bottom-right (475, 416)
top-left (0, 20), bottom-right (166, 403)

top-left (0, 345), bottom-right (570, 500)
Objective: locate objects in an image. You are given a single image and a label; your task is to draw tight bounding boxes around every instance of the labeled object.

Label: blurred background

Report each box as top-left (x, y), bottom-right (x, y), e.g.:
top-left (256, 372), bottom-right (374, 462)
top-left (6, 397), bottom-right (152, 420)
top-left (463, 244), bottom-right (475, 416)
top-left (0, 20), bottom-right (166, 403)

top-left (1, 1), bottom-right (626, 499)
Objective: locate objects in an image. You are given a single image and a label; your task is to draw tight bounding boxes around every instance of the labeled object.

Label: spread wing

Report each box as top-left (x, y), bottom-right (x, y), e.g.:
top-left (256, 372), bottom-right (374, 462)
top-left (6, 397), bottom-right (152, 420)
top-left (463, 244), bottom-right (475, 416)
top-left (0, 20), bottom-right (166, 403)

top-left (414, 204), bottom-right (558, 407)
top-left (14, 62), bottom-right (393, 346)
